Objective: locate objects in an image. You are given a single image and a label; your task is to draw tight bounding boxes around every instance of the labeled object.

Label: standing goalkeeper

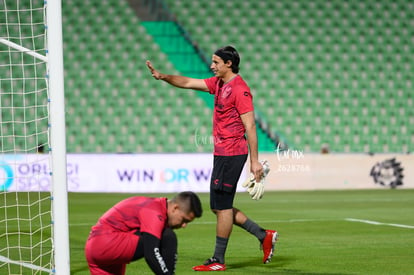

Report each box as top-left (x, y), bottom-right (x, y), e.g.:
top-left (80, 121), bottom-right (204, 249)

top-left (146, 45), bottom-right (278, 271)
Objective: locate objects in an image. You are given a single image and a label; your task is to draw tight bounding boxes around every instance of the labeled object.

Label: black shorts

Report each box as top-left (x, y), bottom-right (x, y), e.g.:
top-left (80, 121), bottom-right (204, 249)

top-left (210, 154), bottom-right (248, 210)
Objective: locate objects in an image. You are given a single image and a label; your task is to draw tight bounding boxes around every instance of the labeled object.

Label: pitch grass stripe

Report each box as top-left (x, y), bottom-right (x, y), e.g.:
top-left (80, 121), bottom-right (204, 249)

top-left (190, 219), bottom-right (340, 225)
top-left (192, 218), bottom-right (340, 225)
top-left (268, 198), bottom-right (414, 204)
top-left (68, 218), bottom-right (339, 227)
top-left (69, 218), bottom-right (414, 228)
top-left (346, 218), bottom-right (414, 229)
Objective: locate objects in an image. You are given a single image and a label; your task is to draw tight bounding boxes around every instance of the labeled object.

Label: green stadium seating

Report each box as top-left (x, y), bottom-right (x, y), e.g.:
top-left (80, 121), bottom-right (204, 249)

top-left (60, 0), bottom-right (216, 152)
top-left (164, 0), bottom-right (413, 153)
top-left (5, 0), bottom-right (411, 153)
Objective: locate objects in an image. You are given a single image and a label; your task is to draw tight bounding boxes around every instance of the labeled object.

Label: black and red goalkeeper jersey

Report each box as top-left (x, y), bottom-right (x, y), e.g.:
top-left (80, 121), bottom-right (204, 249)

top-left (204, 75), bottom-right (254, 156)
top-left (92, 196), bottom-right (168, 239)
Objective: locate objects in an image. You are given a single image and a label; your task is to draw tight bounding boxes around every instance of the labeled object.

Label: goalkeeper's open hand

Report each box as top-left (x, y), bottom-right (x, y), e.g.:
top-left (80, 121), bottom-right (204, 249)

top-left (242, 160), bottom-right (270, 200)
top-left (146, 60), bottom-right (163, 80)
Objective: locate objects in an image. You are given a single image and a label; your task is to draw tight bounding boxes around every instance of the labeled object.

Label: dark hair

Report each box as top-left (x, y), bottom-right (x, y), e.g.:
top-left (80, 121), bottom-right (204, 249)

top-left (174, 191), bottom-right (203, 218)
top-left (214, 45), bottom-right (240, 73)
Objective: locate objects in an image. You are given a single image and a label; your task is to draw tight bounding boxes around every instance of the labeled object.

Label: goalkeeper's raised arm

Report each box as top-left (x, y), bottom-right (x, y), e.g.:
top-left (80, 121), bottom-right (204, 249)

top-left (146, 60), bottom-right (209, 92)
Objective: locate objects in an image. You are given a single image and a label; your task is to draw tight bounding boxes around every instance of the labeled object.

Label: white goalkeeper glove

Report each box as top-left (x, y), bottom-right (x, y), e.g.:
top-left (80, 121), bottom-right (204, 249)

top-left (242, 160), bottom-right (270, 200)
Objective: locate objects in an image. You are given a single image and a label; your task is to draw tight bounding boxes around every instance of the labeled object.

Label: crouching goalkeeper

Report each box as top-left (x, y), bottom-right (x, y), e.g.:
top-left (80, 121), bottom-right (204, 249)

top-left (85, 191), bottom-right (202, 275)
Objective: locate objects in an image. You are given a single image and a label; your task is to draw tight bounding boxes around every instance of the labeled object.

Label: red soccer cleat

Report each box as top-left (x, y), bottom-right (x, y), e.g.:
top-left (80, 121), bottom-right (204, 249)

top-left (261, 230), bottom-right (278, 264)
top-left (192, 257), bottom-right (226, 271)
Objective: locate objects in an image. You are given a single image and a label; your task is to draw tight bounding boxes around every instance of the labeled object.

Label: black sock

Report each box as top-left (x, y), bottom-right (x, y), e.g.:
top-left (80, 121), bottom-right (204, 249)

top-left (213, 236), bottom-right (228, 264)
top-left (240, 219), bottom-right (266, 242)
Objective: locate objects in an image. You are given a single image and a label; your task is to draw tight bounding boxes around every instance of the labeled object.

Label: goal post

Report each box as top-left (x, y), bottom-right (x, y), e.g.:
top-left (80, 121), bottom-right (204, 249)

top-left (47, 0), bottom-right (70, 274)
top-left (0, 0), bottom-right (70, 274)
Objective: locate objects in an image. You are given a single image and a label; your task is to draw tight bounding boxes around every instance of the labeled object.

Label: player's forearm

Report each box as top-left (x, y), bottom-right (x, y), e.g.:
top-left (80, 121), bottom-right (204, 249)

top-left (142, 233), bottom-right (173, 275)
top-left (158, 74), bottom-right (209, 91)
top-left (241, 111), bottom-right (259, 163)
top-left (246, 124), bottom-right (259, 163)
top-left (145, 248), bottom-right (172, 275)
top-left (159, 74), bottom-right (193, 89)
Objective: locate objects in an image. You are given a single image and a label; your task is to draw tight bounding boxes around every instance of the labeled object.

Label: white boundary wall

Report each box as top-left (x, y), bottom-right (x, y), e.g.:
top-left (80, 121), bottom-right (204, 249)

top-left (1, 153), bottom-right (412, 192)
top-left (259, 153), bottom-right (413, 190)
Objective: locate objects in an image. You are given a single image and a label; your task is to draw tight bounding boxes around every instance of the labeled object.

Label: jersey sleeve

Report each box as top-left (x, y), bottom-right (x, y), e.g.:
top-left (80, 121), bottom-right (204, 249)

top-left (234, 85), bottom-right (254, 115)
top-left (204, 76), bottom-right (218, 95)
top-left (139, 208), bottom-right (167, 239)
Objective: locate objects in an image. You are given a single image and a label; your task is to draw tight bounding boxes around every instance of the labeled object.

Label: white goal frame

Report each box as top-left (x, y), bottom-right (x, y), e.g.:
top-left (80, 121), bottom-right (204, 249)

top-left (46, 0), bottom-right (70, 274)
top-left (0, 0), bottom-right (70, 274)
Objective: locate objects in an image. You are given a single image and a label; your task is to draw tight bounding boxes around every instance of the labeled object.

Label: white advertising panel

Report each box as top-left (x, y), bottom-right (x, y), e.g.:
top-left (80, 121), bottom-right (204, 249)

top-left (257, 152), bottom-right (413, 190)
top-left (0, 154), bottom-right (247, 193)
top-left (2, 153), bottom-right (412, 193)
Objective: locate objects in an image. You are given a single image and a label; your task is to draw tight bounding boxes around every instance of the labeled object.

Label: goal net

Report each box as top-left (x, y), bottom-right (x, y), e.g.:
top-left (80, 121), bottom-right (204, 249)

top-left (1, 0), bottom-right (69, 274)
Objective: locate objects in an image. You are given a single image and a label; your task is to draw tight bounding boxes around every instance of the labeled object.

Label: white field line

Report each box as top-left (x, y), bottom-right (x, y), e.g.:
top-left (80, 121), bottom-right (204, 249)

top-left (346, 218), bottom-right (414, 229)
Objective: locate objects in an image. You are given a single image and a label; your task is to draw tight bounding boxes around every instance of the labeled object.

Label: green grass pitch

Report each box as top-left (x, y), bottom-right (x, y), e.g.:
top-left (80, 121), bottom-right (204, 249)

top-left (68, 189), bottom-right (414, 275)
